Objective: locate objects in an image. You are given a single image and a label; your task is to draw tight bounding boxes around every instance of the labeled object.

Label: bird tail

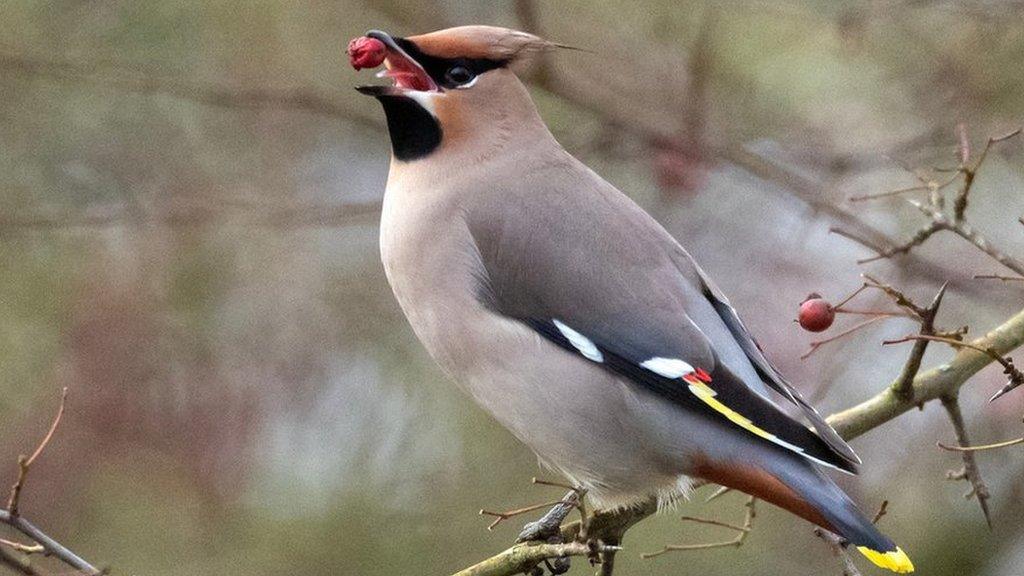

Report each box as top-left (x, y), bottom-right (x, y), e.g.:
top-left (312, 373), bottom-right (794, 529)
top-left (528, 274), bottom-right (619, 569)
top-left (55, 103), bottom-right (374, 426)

top-left (767, 457), bottom-right (915, 573)
top-left (697, 455), bottom-right (914, 573)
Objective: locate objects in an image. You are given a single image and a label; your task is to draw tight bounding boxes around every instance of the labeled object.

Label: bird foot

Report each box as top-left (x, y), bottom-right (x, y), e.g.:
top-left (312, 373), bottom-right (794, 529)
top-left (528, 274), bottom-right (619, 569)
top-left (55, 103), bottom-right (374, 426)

top-left (516, 490), bottom-right (580, 543)
top-left (524, 536), bottom-right (573, 576)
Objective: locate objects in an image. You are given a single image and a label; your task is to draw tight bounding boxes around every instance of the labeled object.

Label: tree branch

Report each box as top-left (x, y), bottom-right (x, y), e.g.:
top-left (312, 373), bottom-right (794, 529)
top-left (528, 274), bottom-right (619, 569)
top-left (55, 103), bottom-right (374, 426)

top-left (0, 511), bottom-right (102, 575)
top-left (450, 540), bottom-right (620, 576)
top-left (828, 306), bottom-right (1024, 440)
top-left (906, 199), bottom-right (1024, 277)
top-left (939, 395), bottom-right (992, 527)
top-left (890, 283), bottom-right (946, 399)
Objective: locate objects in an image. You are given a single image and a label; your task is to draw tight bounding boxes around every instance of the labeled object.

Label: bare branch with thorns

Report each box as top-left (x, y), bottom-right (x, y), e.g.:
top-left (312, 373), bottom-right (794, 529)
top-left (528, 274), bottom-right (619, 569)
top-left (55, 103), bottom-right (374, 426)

top-left (939, 395), bottom-right (992, 527)
top-left (840, 125), bottom-right (1024, 276)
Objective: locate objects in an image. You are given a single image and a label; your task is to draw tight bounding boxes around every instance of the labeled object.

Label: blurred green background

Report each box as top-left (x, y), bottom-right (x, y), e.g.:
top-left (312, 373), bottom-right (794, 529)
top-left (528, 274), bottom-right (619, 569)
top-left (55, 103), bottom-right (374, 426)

top-left (2, 1), bottom-right (1023, 575)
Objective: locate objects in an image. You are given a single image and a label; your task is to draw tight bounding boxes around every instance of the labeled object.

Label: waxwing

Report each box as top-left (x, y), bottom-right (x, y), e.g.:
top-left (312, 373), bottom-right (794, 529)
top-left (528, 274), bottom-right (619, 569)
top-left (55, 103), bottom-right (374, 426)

top-left (352, 25), bottom-right (913, 573)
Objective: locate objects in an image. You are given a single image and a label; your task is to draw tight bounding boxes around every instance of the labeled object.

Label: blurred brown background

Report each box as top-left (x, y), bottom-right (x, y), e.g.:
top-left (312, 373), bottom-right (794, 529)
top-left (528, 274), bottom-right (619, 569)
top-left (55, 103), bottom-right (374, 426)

top-left (1, 1), bottom-right (1023, 574)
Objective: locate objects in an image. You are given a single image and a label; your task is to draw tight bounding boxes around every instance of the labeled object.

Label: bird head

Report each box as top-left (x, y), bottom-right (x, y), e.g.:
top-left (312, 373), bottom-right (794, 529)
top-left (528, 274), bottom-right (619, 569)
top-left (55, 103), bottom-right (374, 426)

top-left (352, 26), bottom-right (557, 162)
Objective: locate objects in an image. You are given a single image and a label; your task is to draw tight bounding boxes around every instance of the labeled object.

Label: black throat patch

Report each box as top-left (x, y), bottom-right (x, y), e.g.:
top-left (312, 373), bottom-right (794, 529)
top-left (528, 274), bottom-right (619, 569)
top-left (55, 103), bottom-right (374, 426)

top-left (374, 94), bottom-right (443, 161)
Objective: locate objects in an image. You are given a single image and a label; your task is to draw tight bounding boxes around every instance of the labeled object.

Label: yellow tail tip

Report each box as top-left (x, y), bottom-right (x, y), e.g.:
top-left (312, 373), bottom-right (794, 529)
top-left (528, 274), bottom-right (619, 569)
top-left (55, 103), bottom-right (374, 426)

top-left (857, 546), bottom-right (915, 573)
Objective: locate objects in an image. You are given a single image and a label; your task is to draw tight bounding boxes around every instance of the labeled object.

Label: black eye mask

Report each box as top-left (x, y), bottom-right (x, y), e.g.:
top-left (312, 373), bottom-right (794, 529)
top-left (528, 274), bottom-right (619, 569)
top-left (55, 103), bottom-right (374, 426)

top-left (394, 38), bottom-right (507, 89)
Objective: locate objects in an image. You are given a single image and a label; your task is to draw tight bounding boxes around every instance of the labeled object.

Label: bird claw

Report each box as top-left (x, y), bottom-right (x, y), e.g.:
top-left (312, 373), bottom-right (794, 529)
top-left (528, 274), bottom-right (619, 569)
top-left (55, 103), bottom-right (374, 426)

top-left (544, 554), bottom-right (572, 574)
top-left (515, 491), bottom-right (580, 543)
top-left (516, 519), bottom-right (558, 543)
top-left (528, 553), bottom-right (571, 576)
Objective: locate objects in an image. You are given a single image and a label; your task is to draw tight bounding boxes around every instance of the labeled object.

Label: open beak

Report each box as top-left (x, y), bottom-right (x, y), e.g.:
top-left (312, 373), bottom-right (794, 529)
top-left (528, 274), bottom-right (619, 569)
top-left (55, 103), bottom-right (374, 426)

top-left (355, 30), bottom-right (440, 96)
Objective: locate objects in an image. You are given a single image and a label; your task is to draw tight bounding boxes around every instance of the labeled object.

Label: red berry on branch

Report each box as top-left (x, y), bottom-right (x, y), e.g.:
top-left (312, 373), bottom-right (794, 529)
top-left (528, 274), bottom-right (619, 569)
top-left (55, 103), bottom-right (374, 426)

top-left (348, 36), bottom-right (387, 70)
top-left (798, 295), bottom-right (835, 332)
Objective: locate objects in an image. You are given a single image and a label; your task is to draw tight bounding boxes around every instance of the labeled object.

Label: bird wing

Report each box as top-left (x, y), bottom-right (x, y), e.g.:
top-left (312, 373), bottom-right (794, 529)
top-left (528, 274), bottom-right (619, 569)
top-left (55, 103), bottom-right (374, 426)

top-left (524, 314), bottom-right (857, 474)
top-left (466, 163), bottom-right (858, 473)
top-left (695, 267), bottom-right (861, 466)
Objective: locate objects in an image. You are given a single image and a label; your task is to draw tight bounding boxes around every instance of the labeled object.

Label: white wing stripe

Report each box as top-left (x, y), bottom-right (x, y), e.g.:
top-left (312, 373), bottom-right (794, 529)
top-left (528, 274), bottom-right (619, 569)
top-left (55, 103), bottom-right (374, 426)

top-left (640, 357), bottom-right (695, 378)
top-left (552, 319), bottom-right (604, 362)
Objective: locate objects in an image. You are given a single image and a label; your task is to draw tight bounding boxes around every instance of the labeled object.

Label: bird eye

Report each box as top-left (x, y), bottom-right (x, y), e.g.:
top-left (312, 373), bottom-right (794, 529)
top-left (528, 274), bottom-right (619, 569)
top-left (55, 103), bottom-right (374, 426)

top-left (445, 65), bottom-right (476, 87)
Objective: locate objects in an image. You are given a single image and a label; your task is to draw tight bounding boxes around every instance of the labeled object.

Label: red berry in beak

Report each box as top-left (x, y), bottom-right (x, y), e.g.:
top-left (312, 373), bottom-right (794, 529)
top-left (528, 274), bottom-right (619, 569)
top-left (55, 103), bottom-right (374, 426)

top-left (348, 36), bottom-right (386, 70)
top-left (798, 296), bottom-right (835, 332)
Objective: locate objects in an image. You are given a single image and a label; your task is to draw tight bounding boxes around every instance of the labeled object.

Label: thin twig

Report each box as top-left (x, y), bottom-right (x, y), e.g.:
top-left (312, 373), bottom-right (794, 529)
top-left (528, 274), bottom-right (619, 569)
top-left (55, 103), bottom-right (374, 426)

top-left (829, 227), bottom-right (887, 255)
top-left (957, 123), bottom-right (971, 166)
top-left (849, 171), bottom-right (961, 204)
top-left (7, 388), bottom-right (67, 515)
top-left (938, 437), bottom-right (1024, 452)
top-left (641, 497), bottom-right (756, 559)
top-left (531, 477), bottom-right (578, 492)
top-left (872, 500), bottom-right (889, 525)
top-left (988, 368), bottom-right (1024, 402)
top-left (831, 284), bottom-right (870, 311)
top-left (704, 486), bottom-right (732, 503)
top-left (828, 305), bottom-right (1024, 442)
top-left (862, 274), bottom-right (930, 318)
top-left (940, 395), bottom-right (992, 528)
top-left (0, 539), bottom-right (44, 555)
top-left (834, 308), bottom-right (915, 318)
top-left (973, 127), bottom-right (1023, 170)
top-left (802, 316), bottom-right (885, 360)
top-left (912, 198), bottom-right (1024, 276)
top-left (678, 515), bottom-right (750, 533)
top-left (947, 218), bottom-right (1024, 276)
top-left (857, 220), bottom-right (944, 264)
top-left (974, 274), bottom-right (1024, 282)
top-left (481, 499), bottom-right (574, 531)
top-left (952, 123), bottom-right (974, 222)
top-left (849, 184), bottom-right (928, 203)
